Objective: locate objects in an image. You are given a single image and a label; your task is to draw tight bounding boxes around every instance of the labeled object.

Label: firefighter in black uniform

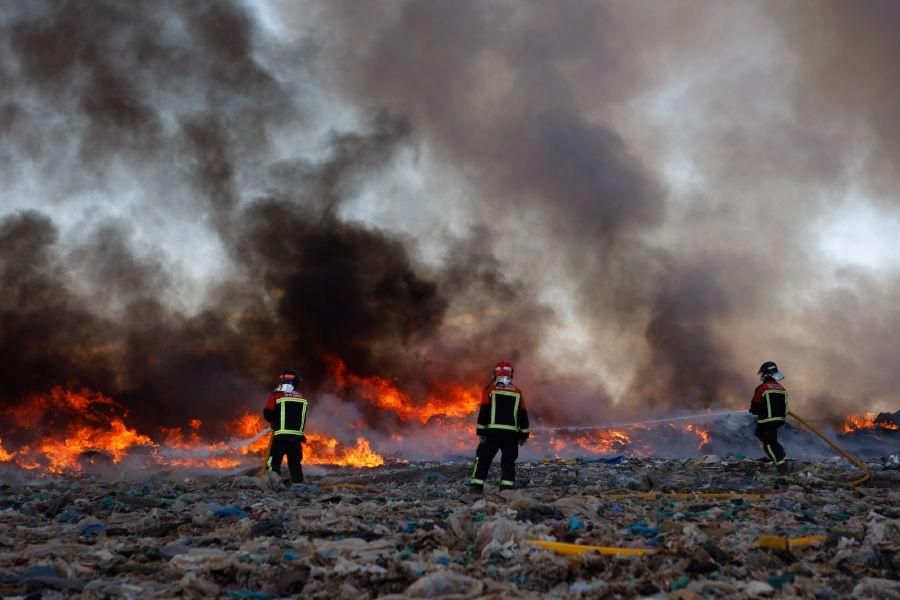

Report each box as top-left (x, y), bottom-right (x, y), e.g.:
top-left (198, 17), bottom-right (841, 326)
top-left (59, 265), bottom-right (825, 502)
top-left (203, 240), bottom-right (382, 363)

top-left (263, 369), bottom-right (309, 484)
top-left (470, 360), bottom-right (530, 492)
top-left (750, 361), bottom-right (789, 474)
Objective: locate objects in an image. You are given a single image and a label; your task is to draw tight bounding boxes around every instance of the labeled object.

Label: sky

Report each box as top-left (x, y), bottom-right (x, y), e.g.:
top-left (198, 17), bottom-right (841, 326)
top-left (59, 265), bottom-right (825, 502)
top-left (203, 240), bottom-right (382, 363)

top-left (1, 0), bottom-right (899, 435)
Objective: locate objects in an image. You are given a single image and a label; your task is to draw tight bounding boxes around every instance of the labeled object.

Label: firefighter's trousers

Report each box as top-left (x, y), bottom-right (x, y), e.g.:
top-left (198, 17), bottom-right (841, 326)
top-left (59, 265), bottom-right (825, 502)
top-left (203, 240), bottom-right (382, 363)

top-left (268, 434), bottom-right (304, 483)
top-left (755, 422), bottom-right (786, 465)
top-left (471, 431), bottom-right (519, 489)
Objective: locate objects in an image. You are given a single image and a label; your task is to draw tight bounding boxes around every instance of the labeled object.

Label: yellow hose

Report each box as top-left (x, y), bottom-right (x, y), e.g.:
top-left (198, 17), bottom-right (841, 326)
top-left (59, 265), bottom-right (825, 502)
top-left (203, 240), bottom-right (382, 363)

top-left (529, 540), bottom-right (655, 556)
top-left (758, 534), bottom-right (826, 550)
top-left (257, 432), bottom-right (274, 479)
top-left (787, 411), bottom-right (872, 486)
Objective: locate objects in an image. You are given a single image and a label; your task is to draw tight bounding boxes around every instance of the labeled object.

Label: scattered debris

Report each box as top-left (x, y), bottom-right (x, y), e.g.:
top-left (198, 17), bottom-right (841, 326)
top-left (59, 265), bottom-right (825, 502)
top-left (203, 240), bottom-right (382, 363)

top-left (0, 454), bottom-right (897, 598)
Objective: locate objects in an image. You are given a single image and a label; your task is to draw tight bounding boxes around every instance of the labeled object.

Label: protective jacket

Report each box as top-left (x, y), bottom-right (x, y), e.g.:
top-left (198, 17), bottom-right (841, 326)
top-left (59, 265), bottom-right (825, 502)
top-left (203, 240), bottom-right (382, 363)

top-left (263, 390), bottom-right (309, 437)
top-left (750, 379), bottom-right (788, 424)
top-left (476, 382), bottom-right (529, 439)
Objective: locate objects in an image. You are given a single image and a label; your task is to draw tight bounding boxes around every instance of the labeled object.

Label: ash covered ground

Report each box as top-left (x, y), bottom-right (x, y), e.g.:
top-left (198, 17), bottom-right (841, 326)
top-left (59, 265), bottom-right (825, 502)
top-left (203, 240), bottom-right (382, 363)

top-left (1, 452), bottom-right (899, 599)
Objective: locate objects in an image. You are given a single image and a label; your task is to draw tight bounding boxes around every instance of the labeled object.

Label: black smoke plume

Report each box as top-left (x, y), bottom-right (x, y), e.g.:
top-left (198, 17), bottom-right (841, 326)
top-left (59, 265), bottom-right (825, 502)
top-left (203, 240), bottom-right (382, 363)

top-left (0, 1), bottom-right (552, 445)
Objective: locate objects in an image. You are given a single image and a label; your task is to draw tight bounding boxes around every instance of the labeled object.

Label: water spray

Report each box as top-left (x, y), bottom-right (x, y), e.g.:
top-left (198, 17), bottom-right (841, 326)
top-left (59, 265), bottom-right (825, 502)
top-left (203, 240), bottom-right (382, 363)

top-left (536, 410), bottom-right (749, 433)
top-left (537, 408), bottom-right (872, 487)
top-left (154, 428), bottom-right (273, 462)
top-left (230, 427), bottom-right (271, 451)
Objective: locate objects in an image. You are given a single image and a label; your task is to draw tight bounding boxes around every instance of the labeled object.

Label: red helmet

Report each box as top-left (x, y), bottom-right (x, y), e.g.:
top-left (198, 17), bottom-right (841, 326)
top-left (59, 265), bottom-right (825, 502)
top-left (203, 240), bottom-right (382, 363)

top-left (279, 369), bottom-right (301, 386)
top-left (493, 360), bottom-right (514, 380)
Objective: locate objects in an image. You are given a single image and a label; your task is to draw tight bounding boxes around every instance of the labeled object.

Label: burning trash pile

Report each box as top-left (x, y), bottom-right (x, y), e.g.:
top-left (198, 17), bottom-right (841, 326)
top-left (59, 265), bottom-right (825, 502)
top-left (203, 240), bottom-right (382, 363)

top-left (0, 455), bottom-right (898, 598)
top-left (0, 372), bottom-right (899, 598)
top-left (0, 386), bottom-right (387, 475)
top-left (1, 382), bottom-right (898, 476)
top-left (1, 365), bottom-right (898, 597)
top-left (0, 374), bottom-right (900, 475)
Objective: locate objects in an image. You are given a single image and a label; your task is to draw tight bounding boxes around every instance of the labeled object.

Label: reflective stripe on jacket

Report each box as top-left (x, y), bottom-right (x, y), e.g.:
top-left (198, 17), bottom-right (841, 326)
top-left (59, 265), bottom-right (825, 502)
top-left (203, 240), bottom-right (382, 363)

top-left (264, 391), bottom-right (308, 436)
top-left (476, 383), bottom-right (530, 437)
top-left (750, 380), bottom-right (787, 423)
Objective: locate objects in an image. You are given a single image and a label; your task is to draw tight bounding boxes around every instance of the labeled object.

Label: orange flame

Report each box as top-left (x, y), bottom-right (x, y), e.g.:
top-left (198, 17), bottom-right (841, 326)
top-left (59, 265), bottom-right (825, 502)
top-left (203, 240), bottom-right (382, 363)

top-left (229, 413), bottom-right (271, 455)
top-left (683, 423), bottom-right (710, 448)
top-left (0, 385), bottom-right (390, 474)
top-left (155, 411), bottom-right (388, 470)
top-left (230, 413), bottom-right (385, 468)
top-left (842, 412), bottom-right (898, 433)
top-left (327, 355), bottom-right (480, 423)
top-left (37, 419), bottom-right (153, 474)
top-left (2, 387), bottom-right (155, 474)
top-left (0, 438), bottom-right (13, 462)
top-left (424, 381), bottom-right (481, 420)
top-left (304, 433), bottom-right (385, 467)
top-left (573, 429), bottom-right (632, 454)
top-left (230, 413), bottom-right (265, 437)
top-left (9, 386), bottom-right (118, 429)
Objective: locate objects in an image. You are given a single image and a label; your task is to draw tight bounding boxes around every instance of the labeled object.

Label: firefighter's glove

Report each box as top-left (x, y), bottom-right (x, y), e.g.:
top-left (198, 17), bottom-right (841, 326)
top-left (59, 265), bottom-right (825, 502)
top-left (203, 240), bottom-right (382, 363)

top-left (478, 435), bottom-right (487, 444)
top-left (299, 434), bottom-right (307, 443)
top-left (518, 438), bottom-right (527, 446)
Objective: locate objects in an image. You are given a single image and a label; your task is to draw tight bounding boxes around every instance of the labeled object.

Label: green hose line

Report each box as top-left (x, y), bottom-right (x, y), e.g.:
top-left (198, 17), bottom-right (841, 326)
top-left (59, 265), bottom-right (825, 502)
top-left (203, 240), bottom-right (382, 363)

top-left (788, 411), bottom-right (872, 486)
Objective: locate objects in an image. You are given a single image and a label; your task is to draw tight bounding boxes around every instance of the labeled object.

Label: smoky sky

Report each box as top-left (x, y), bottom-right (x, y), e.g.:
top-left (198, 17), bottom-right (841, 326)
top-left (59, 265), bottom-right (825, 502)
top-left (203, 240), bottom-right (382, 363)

top-left (1, 0), bottom-right (899, 446)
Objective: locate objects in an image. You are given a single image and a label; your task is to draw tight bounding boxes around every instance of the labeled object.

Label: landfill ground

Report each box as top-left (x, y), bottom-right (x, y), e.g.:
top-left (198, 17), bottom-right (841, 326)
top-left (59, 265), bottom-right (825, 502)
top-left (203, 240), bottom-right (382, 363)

top-left (1, 455), bottom-right (899, 599)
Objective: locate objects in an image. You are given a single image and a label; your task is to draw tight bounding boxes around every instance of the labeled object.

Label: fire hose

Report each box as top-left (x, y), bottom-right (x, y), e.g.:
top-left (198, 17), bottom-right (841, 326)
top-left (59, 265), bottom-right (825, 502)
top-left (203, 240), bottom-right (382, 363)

top-left (538, 410), bottom-right (747, 432)
top-left (542, 410), bottom-right (873, 486)
top-left (257, 431), bottom-right (274, 479)
top-left (243, 412), bottom-right (871, 485)
top-left (787, 411), bottom-right (872, 486)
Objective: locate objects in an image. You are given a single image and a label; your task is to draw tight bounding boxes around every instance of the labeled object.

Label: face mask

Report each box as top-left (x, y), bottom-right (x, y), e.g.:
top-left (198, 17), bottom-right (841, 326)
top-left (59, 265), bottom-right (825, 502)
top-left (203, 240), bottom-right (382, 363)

top-left (277, 383), bottom-right (295, 393)
top-left (759, 373), bottom-right (784, 382)
top-left (496, 376), bottom-right (511, 386)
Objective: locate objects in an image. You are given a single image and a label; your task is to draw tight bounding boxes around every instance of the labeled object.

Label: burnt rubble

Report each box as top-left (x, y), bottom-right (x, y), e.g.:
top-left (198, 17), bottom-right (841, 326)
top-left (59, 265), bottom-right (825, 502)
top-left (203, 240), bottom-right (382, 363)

top-left (875, 411), bottom-right (900, 429)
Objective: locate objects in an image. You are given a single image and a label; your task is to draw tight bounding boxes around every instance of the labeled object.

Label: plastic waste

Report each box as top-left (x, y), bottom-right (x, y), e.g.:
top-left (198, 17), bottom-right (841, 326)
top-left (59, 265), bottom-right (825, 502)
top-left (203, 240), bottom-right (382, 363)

top-left (404, 571), bottom-right (484, 599)
top-left (79, 523), bottom-right (105, 537)
top-left (567, 516), bottom-right (584, 532)
top-left (213, 506), bottom-right (248, 518)
top-left (0, 455), bottom-right (896, 598)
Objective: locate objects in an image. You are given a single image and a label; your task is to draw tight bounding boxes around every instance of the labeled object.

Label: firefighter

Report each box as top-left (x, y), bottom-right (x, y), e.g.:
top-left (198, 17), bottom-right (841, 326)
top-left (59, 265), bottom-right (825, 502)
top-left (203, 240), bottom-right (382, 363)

top-left (750, 361), bottom-right (789, 474)
top-left (470, 360), bottom-right (530, 492)
top-left (263, 369), bottom-right (308, 484)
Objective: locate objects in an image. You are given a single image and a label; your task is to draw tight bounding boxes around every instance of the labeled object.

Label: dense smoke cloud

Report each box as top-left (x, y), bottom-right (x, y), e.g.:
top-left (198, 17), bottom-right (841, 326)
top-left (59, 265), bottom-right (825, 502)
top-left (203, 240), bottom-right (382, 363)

top-left (0, 0), bottom-right (292, 437)
top-left (285, 0), bottom-right (900, 417)
top-left (771, 1), bottom-right (900, 195)
top-left (757, 1), bottom-right (900, 415)
top-left (308, 1), bottom-right (759, 412)
top-left (0, 1), bottom-right (555, 442)
top-left (1, 0), bottom-right (898, 452)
